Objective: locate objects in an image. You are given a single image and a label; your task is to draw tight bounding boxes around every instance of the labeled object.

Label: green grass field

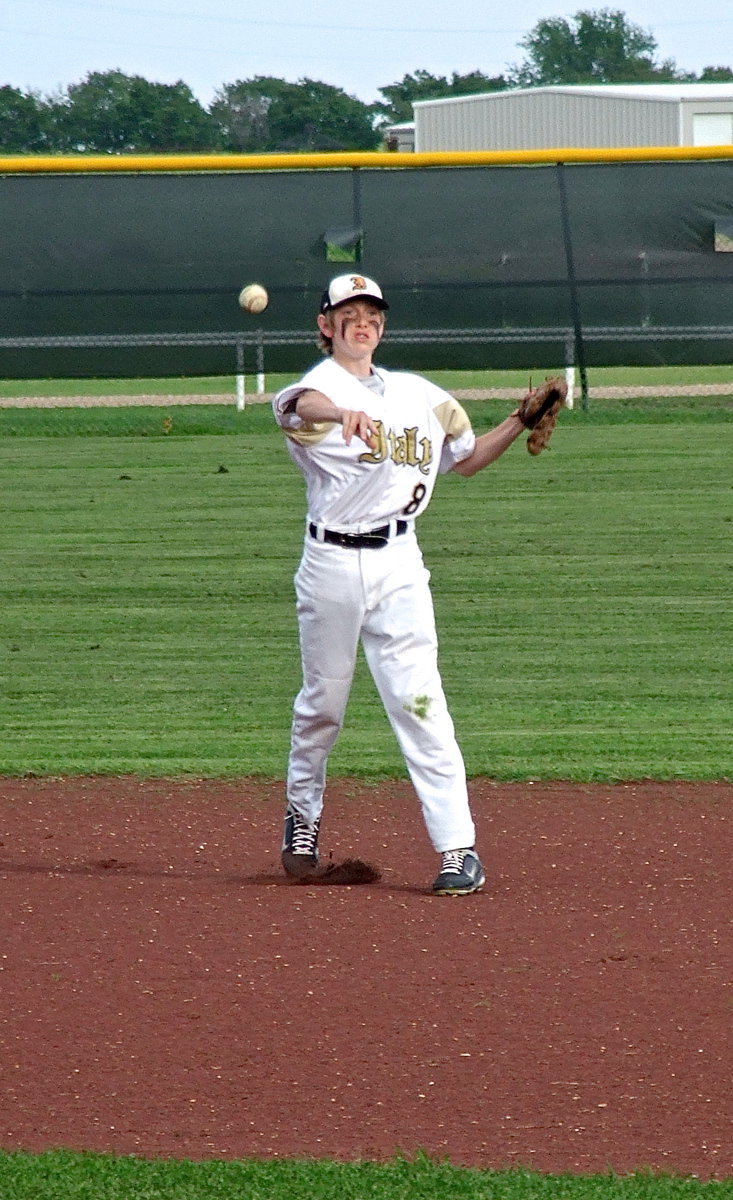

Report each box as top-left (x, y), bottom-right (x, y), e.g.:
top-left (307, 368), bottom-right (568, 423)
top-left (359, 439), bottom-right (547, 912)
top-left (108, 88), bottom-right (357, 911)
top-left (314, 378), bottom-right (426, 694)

top-left (0, 396), bottom-right (730, 779)
top-left (1, 1149), bottom-right (731, 1200)
top-left (0, 382), bottom-right (731, 1196)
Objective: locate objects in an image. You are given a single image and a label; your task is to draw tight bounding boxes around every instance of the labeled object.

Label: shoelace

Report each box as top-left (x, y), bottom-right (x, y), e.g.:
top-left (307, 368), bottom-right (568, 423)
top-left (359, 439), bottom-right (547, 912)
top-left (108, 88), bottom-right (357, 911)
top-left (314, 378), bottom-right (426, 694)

top-left (440, 849), bottom-right (467, 874)
top-left (291, 815), bottom-right (318, 855)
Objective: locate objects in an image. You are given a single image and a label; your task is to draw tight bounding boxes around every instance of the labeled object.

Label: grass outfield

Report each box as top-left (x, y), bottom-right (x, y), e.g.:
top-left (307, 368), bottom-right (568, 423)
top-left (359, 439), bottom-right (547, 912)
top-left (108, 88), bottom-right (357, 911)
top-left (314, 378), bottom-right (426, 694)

top-left (1, 1150), bottom-right (731, 1199)
top-left (0, 398), bottom-right (730, 779)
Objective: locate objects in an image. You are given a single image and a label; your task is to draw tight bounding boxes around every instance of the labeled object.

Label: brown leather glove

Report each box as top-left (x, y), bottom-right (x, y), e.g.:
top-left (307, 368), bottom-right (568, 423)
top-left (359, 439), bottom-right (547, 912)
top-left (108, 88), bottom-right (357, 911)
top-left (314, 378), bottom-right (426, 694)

top-left (516, 376), bottom-right (568, 454)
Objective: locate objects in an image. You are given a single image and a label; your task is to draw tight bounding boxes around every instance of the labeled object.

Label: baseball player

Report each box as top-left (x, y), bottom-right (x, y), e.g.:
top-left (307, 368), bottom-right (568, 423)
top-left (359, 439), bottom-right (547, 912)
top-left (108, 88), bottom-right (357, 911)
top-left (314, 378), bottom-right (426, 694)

top-left (272, 273), bottom-right (527, 894)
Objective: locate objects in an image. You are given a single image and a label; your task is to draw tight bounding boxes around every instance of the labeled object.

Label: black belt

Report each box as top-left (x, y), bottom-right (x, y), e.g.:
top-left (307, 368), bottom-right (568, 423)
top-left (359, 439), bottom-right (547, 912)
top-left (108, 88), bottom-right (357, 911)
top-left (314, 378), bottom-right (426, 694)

top-left (308, 520), bottom-right (408, 549)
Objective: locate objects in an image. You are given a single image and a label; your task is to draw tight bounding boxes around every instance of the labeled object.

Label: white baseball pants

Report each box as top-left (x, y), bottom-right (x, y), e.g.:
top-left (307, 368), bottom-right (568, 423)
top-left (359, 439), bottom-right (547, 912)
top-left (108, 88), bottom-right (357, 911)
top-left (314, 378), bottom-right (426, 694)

top-left (286, 530), bottom-right (476, 853)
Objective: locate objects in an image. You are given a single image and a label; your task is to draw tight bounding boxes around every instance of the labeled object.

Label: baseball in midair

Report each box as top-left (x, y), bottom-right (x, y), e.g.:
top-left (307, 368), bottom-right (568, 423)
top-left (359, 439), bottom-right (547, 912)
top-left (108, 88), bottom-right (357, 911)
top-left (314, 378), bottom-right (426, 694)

top-left (238, 283), bottom-right (269, 314)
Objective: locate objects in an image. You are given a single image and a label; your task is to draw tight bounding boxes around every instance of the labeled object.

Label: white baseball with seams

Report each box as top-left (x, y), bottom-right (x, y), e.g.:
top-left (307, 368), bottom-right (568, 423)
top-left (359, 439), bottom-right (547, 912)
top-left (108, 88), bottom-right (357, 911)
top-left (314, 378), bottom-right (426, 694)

top-left (238, 283), bottom-right (268, 313)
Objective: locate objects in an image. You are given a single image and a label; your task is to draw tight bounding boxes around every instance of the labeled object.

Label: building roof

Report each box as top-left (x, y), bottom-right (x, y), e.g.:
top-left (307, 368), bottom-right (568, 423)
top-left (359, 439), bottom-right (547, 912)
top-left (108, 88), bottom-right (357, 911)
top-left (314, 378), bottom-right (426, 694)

top-left (414, 83), bottom-right (733, 108)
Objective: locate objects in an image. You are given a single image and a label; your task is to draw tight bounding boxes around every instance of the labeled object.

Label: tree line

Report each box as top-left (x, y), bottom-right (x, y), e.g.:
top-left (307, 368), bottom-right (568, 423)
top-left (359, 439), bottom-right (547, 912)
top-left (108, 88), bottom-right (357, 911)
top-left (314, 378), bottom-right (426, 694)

top-left (2, 8), bottom-right (731, 155)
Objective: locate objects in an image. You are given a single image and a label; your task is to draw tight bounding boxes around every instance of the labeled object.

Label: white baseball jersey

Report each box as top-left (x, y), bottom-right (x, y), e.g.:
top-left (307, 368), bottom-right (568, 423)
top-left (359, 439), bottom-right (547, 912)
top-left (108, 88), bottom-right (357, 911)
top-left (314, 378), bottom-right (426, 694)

top-left (272, 357), bottom-right (476, 531)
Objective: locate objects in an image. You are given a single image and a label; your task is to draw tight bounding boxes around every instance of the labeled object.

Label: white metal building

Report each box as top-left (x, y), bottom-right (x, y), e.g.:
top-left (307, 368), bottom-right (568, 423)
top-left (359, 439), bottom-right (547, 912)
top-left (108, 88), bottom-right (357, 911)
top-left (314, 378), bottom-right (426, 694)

top-left (410, 84), bottom-right (733, 152)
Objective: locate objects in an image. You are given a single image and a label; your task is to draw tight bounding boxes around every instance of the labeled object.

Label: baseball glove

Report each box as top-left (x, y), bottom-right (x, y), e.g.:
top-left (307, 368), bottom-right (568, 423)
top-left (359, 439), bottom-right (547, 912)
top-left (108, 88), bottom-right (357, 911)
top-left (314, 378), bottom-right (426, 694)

top-left (516, 376), bottom-right (568, 455)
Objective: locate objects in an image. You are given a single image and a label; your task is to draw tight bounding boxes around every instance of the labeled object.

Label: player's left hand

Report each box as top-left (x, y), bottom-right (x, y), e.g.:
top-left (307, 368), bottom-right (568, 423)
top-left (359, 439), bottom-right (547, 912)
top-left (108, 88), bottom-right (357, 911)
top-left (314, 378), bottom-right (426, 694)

top-left (516, 376), bottom-right (567, 454)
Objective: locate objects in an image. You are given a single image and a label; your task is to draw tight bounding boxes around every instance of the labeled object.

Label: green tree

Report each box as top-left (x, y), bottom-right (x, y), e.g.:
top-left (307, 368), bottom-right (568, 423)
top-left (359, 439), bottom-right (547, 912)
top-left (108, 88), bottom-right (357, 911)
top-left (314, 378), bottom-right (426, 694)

top-left (49, 70), bottom-right (215, 152)
top-left (697, 65), bottom-right (733, 81)
top-left (0, 85), bottom-right (48, 151)
top-left (209, 77), bottom-right (380, 152)
top-left (375, 69), bottom-right (507, 125)
top-left (508, 8), bottom-right (688, 86)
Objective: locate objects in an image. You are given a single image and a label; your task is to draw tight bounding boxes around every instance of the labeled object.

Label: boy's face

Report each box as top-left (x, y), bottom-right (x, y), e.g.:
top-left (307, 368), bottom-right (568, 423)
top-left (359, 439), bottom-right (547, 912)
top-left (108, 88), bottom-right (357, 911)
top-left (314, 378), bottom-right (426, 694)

top-left (318, 298), bottom-right (385, 359)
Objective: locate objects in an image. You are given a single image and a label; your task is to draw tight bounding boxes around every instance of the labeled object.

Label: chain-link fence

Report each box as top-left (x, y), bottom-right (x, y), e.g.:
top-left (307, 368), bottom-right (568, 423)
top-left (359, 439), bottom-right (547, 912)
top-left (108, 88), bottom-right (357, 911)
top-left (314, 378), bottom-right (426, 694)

top-left (1, 325), bottom-right (732, 410)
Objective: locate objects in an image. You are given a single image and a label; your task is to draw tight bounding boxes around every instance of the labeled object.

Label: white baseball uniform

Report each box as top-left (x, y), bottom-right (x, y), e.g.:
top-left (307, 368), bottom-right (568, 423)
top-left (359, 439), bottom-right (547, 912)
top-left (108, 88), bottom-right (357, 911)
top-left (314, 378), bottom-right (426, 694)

top-left (273, 355), bottom-right (479, 852)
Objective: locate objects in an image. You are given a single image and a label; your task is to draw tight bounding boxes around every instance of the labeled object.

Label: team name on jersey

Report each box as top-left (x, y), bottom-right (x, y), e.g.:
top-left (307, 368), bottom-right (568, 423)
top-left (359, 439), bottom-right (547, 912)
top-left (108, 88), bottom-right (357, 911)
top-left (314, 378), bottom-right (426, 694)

top-left (358, 421), bottom-right (433, 475)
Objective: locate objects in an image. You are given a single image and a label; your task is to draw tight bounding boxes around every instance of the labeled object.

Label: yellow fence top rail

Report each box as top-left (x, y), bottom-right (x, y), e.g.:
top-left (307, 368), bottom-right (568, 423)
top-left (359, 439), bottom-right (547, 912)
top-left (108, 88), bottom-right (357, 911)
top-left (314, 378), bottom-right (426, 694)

top-left (1, 145), bottom-right (733, 174)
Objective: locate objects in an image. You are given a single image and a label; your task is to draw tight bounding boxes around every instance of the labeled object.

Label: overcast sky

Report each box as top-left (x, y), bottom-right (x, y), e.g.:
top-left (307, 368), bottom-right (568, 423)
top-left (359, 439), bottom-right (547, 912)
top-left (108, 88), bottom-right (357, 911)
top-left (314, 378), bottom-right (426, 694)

top-left (3, 0), bottom-right (732, 107)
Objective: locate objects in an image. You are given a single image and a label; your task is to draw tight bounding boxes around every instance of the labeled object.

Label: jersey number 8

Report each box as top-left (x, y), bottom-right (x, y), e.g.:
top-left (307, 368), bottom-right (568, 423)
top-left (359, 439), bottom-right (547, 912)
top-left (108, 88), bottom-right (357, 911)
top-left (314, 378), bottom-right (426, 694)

top-left (402, 483), bottom-right (427, 516)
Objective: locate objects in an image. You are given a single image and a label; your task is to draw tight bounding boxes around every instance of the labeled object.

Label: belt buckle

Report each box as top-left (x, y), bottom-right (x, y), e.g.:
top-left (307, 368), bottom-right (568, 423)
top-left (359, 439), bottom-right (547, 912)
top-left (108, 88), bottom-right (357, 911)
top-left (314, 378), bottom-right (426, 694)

top-left (363, 524), bottom-right (389, 549)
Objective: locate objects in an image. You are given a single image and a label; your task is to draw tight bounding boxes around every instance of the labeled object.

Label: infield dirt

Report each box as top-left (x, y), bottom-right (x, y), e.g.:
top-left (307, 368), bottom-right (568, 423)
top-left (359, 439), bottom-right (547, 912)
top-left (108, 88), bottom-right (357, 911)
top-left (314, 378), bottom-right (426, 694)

top-left (1, 776), bottom-right (730, 1178)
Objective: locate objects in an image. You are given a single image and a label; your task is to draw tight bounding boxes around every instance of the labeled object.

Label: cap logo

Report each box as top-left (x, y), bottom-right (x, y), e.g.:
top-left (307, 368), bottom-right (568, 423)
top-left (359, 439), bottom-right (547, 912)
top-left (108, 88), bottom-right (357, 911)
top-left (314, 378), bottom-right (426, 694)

top-left (350, 276), bottom-right (367, 290)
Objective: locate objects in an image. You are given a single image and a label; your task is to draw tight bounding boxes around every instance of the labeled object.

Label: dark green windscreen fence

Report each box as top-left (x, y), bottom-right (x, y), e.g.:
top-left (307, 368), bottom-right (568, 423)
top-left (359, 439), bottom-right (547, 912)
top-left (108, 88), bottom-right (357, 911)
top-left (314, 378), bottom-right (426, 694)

top-left (1, 159), bottom-right (732, 378)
